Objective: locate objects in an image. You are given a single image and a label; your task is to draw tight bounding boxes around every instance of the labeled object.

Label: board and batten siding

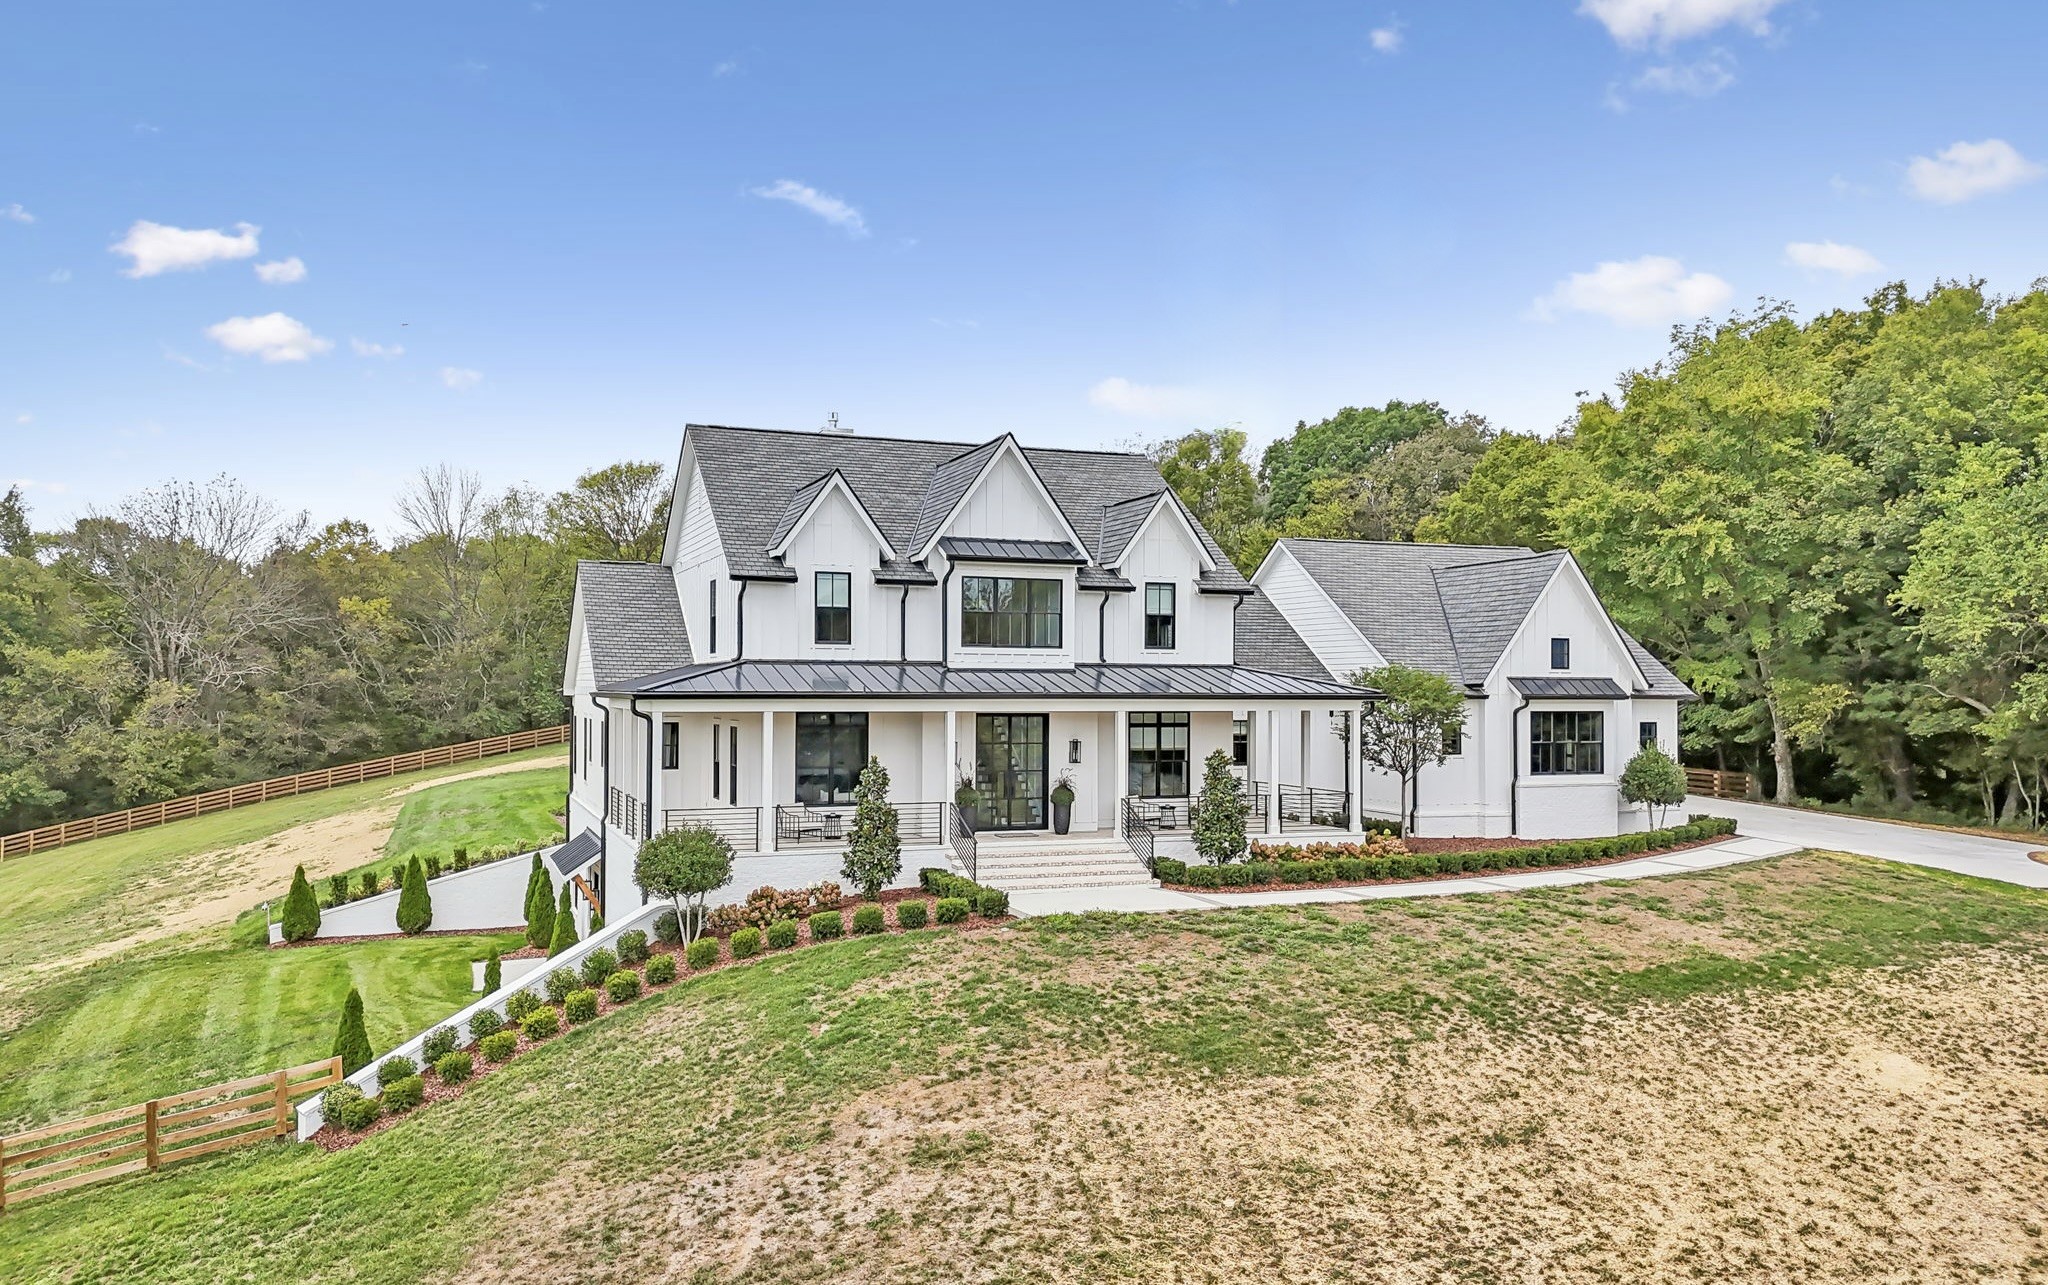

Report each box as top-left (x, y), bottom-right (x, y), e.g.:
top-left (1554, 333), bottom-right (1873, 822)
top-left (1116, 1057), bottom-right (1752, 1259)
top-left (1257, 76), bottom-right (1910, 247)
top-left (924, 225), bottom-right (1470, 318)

top-left (1253, 544), bottom-right (1382, 681)
top-left (670, 460), bottom-right (730, 663)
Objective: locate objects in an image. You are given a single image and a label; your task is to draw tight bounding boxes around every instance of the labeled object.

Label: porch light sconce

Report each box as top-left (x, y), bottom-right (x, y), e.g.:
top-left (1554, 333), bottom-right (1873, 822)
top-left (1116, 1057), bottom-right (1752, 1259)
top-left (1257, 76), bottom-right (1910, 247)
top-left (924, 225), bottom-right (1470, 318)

top-left (1068, 738), bottom-right (1083, 765)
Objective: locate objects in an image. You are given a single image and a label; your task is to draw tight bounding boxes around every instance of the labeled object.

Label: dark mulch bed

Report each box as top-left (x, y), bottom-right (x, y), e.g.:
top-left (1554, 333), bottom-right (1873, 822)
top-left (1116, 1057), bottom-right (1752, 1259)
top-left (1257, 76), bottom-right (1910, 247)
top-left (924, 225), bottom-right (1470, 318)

top-left (1401, 835), bottom-right (1540, 854)
top-left (271, 925), bottom-right (524, 949)
top-left (1165, 835), bottom-right (1732, 896)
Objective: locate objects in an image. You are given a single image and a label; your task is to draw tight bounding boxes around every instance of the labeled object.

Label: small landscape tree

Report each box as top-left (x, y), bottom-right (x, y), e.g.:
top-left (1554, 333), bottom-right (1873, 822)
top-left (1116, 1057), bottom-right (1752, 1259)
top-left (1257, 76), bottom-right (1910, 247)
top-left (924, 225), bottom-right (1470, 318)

top-left (1352, 663), bottom-right (1467, 833)
top-left (1620, 743), bottom-right (1688, 828)
top-left (280, 863), bottom-right (321, 942)
top-left (396, 855), bottom-right (432, 935)
top-left (332, 986), bottom-right (372, 1076)
top-left (525, 853), bottom-right (555, 951)
top-left (483, 944), bottom-right (502, 992)
top-left (548, 881), bottom-right (578, 956)
top-left (841, 756), bottom-right (902, 900)
top-left (1191, 749), bottom-right (1249, 865)
top-left (636, 824), bottom-right (735, 943)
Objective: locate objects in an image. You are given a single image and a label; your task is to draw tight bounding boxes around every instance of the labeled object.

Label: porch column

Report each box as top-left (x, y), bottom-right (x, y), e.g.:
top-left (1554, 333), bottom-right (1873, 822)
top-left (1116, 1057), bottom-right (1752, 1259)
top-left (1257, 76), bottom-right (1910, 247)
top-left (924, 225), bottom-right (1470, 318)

top-left (1113, 707), bottom-right (1130, 837)
top-left (1344, 706), bottom-right (1363, 833)
top-left (944, 708), bottom-right (959, 813)
top-left (758, 709), bottom-right (777, 853)
top-left (1263, 708), bottom-right (1282, 836)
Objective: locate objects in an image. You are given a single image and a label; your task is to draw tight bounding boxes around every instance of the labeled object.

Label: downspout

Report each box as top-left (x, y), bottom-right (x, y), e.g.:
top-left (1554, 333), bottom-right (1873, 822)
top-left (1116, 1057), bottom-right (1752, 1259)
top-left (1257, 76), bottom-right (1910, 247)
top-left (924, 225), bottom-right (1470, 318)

top-left (940, 561), bottom-right (955, 666)
top-left (899, 583), bottom-right (911, 663)
top-left (1508, 691), bottom-right (1530, 837)
top-left (593, 695), bottom-right (611, 870)
top-left (1097, 590), bottom-right (1109, 663)
top-left (631, 697), bottom-right (653, 840)
top-left (733, 579), bottom-right (749, 660)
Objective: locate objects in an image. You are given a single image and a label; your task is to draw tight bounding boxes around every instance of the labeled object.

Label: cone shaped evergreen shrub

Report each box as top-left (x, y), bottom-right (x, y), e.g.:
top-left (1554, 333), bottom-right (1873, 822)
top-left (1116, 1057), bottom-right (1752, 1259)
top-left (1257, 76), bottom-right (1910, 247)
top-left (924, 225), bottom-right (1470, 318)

top-left (281, 864), bottom-right (321, 942)
top-left (548, 882), bottom-right (578, 956)
top-left (396, 855), bottom-right (432, 935)
top-left (524, 853), bottom-right (554, 951)
top-left (332, 986), bottom-right (372, 1076)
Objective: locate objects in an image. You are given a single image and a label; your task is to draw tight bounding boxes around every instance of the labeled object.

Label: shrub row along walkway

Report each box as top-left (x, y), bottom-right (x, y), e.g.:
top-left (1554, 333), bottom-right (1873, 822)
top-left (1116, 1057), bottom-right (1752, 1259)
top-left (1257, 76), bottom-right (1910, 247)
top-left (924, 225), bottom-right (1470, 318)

top-left (1007, 835), bottom-right (1803, 916)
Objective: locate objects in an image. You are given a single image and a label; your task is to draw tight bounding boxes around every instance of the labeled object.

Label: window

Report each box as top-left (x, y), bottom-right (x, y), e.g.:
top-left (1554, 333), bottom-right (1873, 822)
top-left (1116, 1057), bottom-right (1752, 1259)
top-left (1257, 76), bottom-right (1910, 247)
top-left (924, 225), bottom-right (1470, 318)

top-left (1232, 718), bottom-right (1249, 766)
top-left (814, 571), bottom-right (852, 644)
top-left (708, 580), bottom-right (717, 654)
top-left (961, 576), bottom-right (1061, 648)
top-left (1550, 637), bottom-right (1570, 670)
top-left (1143, 582), bottom-right (1176, 649)
top-left (795, 713), bottom-right (868, 805)
top-left (581, 718), bottom-right (591, 776)
top-left (728, 725), bottom-right (739, 803)
top-left (711, 722), bottom-right (721, 800)
top-left (1639, 720), bottom-right (1658, 749)
top-left (662, 721), bottom-right (679, 770)
top-left (1442, 723), bottom-right (1463, 757)
top-left (1530, 711), bottom-right (1604, 775)
top-left (1128, 712), bottom-right (1191, 798)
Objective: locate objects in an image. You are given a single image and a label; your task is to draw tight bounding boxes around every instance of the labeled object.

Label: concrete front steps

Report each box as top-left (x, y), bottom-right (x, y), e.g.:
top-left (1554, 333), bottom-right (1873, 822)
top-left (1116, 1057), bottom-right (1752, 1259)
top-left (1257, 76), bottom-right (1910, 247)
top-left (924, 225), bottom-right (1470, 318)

top-left (968, 834), bottom-right (1157, 891)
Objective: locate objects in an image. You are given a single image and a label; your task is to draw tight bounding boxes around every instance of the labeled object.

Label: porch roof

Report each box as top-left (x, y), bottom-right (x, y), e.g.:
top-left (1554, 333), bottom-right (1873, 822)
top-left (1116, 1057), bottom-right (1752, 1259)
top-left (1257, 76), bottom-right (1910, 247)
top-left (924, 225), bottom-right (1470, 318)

top-left (600, 659), bottom-right (1371, 702)
top-left (1508, 675), bottom-right (1631, 700)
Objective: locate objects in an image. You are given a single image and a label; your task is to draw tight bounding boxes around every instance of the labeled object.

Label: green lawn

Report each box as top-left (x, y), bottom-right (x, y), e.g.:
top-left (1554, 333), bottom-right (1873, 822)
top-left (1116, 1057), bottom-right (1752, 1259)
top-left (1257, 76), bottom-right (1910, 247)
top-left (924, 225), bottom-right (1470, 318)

top-left (0, 931), bottom-right (520, 1132)
top-left (382, 765), bottom-right (567, 866)
top-left (5, 852), bottom-right (2047, 1283)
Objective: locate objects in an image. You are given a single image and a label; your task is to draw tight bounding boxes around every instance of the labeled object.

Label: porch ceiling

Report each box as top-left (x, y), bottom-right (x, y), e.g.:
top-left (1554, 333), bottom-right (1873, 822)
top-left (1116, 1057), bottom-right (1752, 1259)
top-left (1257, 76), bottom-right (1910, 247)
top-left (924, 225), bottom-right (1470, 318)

top-left (602, 659), bottom-right (1372, 702)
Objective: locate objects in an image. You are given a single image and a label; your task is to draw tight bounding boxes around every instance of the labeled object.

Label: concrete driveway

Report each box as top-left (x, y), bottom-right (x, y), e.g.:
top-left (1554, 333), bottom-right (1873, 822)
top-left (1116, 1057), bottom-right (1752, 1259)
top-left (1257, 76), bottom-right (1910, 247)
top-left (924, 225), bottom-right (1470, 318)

top-left (1686, 795), bottom-right (2048, 889)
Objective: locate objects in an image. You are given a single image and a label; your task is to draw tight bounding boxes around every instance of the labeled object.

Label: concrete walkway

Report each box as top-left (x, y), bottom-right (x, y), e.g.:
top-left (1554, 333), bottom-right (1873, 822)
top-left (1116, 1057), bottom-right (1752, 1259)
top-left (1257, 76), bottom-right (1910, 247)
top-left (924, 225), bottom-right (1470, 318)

top-left (1684, 795), bottom-right (2048, 889)
top-left (1006, 834), bottom-right (1803, 917)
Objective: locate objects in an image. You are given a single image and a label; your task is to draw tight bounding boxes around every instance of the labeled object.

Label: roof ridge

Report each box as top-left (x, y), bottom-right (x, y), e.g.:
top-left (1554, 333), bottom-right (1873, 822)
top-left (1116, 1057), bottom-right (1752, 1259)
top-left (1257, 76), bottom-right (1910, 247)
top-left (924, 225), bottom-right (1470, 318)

top-left (1282, 537), bottom-right (1535, 553)
top-left (1429, 547), bottom-right (1566, 573)
top-left (687, 422), bottom-right (976, 449)
top-left (1425, 565), bottom-right (1468, 680)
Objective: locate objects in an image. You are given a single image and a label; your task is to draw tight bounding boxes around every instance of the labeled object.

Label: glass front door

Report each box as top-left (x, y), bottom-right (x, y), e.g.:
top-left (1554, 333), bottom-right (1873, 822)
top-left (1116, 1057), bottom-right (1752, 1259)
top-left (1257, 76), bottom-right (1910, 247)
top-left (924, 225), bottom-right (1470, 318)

top-left (974, 714), bottom-right (1047, 830)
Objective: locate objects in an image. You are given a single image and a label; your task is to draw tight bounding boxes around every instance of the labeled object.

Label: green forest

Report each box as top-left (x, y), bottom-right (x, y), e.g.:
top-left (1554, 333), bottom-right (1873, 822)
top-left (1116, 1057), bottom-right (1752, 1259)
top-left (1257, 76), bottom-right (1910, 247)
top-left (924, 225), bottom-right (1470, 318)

top-left (4, 280), bottom-right (2044, 834)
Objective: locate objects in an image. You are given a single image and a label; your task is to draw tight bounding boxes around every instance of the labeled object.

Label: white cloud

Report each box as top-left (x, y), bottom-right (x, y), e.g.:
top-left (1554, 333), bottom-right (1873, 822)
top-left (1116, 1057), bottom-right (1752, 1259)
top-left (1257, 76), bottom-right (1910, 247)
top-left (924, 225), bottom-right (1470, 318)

top-left (1905, 139), bottom-right (2044, 204)
top-left (46, 269), bottom-right (71, 284)
top-left (204, 312), bottom-right (332, 362)
top-left (15, 414), bottom-right (31, 425)
top-left (439, 366), bottom-right (483, 391)
top-left (254, 256), bottom-right (306, 284)
top-left (1, 202), bottom-right (31, 224)
top-left (1087, 377), bottom-right (1212, 419)
top-left (9, 478), bottom-right (70, 495)
top-left (1369, 23), bottom-right (1403, 53)
top-left (712, 58), bottom-right (740, 77)
top-left (1632, 50), bottom-right (1735, 96)
top-left (351, 337), bottom-right (404, 359)
top-left (1784, 240), bottom-right (1883, 277)
top-left (1531, 255), bottom-right (1732, 327)
top-left (750, 179), bottom-right (869, 238)
top-left (1580, 0), bottom-right (1787, 47)
top-left (111, 220), bottom-right (260, 277)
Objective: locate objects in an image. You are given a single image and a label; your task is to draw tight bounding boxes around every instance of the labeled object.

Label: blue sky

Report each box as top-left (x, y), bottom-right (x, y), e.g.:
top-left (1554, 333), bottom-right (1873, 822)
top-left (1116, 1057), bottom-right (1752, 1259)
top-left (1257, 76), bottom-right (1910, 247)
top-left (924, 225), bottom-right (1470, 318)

top-left (4, 0), bottom-right (2044, 533)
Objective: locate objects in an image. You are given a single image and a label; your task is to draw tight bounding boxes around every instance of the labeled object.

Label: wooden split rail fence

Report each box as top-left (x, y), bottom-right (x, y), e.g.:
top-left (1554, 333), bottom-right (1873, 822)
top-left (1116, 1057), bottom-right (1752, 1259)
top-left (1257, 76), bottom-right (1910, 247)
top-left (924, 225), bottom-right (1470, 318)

top-left (1685, 767), bottom-right (1754, 800)
top-left (0, 1057), bottom-right (342, 1211)
top-left (1, 724), bottom-right (569, 860)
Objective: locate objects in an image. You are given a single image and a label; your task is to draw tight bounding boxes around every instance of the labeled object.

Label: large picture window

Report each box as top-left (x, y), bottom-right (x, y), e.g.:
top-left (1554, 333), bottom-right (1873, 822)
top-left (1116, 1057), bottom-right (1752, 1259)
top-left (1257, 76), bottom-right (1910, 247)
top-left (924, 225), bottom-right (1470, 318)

top-left (795, 712), bottom-right (869, 805)
top-left (1128, 712), bottom-right (1191, 798)
top-left (1530, 711), bottom-right (1604, 775)
top-left (960, 576), bottom-right (1061, 648)
top-left (815, 571), bottom-right (852, 644)
top-left (1143, 582), bottom-right (1176, 649)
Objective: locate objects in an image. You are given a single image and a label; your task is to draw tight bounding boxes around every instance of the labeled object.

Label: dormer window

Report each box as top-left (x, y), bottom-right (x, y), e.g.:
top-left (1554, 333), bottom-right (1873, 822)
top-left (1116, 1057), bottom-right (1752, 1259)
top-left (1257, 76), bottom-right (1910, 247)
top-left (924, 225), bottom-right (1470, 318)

top-left (815, 572), bottom-right (851, 644)
top-left (962, 576), bottom-right (1061, 648)
top-left (1144, 582), bottom-right (1177, 649)
top-left (1550, 637), bottom-right (1570, 670)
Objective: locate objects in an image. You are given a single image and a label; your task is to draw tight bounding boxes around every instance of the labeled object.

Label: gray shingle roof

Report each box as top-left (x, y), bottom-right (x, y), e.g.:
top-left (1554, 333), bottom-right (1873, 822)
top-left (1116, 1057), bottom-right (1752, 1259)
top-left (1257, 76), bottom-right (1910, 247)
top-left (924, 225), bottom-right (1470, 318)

top-left (549, 828), bottom-right (602, 876)
top-left (683, 425), bottom-right (1249, 590)
top-left (1621, 631), bottom-right (1693, 699)
top-left (603, 659), bottom-right (1366, 701)
top-left (1232, 589), bottom-right (1332, 682)
top-left (767, 473), bottom-right (835, 551)
top-left (1097, 491), bottom-right (1161, 566)
top-left (576, 561), bottom-right (692, 686)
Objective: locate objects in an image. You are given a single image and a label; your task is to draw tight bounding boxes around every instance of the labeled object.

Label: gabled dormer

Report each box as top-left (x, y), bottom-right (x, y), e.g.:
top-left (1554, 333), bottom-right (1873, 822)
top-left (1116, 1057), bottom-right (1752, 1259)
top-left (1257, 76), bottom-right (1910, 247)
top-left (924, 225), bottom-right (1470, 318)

top-left (910, 434), bottom-right (1088, 560)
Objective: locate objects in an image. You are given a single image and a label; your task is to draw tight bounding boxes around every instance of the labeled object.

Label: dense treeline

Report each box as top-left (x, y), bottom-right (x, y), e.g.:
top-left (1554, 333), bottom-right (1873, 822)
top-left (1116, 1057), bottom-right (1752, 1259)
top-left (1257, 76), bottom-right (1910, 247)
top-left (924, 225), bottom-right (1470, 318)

top-left (1151, 281), bottom-right (2048, 830)
top-left (0, 462), bottom-right (668, 833)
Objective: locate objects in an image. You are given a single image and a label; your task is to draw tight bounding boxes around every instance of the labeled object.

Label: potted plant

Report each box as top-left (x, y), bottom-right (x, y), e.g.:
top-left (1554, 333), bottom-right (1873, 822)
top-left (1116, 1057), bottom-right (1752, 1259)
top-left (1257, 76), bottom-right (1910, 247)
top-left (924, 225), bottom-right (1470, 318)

top-left (1049, 771), bottom-right (1077, 835)
top-left (953, 768), bottom-right (979, 833)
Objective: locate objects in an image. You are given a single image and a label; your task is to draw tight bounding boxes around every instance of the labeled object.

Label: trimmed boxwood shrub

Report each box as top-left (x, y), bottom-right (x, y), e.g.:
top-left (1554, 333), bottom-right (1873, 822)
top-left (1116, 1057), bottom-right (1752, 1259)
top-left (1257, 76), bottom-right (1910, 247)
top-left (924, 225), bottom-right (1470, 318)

top-left (520, 1007), bottom-right (561, 1040)
top-left (376, 1055), bottom-right (418, 1088)
top-left (545, 967), bottom-right (580, 1004)
top-left (580, 948), bottom-right (618, 988)
top-left (1153, 857), bottom-right (1188, 883)
top-left (976, 888), bottom-right (1009, 918)
top-left (935, 897), bottom-right (970, 924)
top-left (809, 910), bottom-right (844, 940)
top-left (918, 867), bottom-right (948, 893)
top-left (729, 926), bottom-right (762, 959)
top-left (435, 1051), bottom-right (473, 1084)
top-left (421, 1025), bottom-right (457, 1065)
top-left (895, 900), bottom-right (928, 929)
top-left (327, 1083), bottom-right (381, 1131)
top-left (616, 930), bottom-right (650, 965)
top-left (467, 1008), bottom-right (504, 1041)
top-left (685, 937), bottom-right (719, 970)
top-left (479, 1030), bottom-right (519, 1062)
top-left (564, 988), bottom-right (599, 1023)
top-left (852, 904), bottom-right (886, 935)
top-left (504, 990), bottom-right (543, 1024)
top-left (381, 1074), bottom-right (425, 1112)
top-left (605, 970), bottom-right (641, 1002)
top-left (766, 919), bottom-right (798, 949)
top-left (645, 953), bottom-right (677, 984)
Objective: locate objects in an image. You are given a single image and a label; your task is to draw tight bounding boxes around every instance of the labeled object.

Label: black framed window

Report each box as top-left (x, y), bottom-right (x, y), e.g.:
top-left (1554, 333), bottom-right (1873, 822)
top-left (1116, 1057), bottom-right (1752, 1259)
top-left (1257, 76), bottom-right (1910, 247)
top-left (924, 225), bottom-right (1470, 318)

top-left (795, 712), bottom-right (868, 805)
top-left (1442, 724), bottom-right (1463, 756)
top-left (961, 576), bottom-right (1061, 648)
top-left (711, 722), bottom-right (721, 800)
top-left (728, 725), bottom-right (739, 803)
top-left (1128, 712), bottom-right (1191, 798)
top-left (662, 722), bottom-right (679, 770)
top-left (1530, 711), bottom-right (1603, 775)
top-left (1639, 720), bottom-right (1658, 749)
top-left (1143, 582), bottom-right (1176, 649)
top-left (1550, 637), bottom-right (1570, 670)
top-left (1231, 718), bottom-right (1249, 766)
top-left (815, 571), bottom-right (852, 644)
top-left (708, 580), bottom-right (717, 653)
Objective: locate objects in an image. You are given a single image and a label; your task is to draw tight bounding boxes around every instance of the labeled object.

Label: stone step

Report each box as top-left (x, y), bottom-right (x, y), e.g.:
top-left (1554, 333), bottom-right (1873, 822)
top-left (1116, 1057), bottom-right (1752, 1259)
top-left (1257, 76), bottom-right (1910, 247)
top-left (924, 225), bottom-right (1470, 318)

top-left (984, 870), bottom-right (1159, 890)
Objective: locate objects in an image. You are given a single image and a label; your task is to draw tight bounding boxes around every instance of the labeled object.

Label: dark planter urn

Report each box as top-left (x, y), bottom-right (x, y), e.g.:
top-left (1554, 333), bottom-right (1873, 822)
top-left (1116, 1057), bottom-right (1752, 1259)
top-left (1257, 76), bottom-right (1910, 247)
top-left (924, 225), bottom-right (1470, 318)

top-left (1051, 800), bottom-right (1073, 834)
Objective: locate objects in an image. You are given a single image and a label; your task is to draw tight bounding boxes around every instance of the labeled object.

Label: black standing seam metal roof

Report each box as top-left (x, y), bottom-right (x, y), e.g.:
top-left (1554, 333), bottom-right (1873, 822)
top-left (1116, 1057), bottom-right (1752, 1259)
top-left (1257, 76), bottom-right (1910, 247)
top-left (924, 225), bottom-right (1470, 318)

top-left (549, 828), bottom-right (603, 876)
top-left (936, 537), bottom-right (1088, 564)
top-left (599, 660), bottom-right (1372, 701)
top-left (1508, 676), bottom-right (1632, 700)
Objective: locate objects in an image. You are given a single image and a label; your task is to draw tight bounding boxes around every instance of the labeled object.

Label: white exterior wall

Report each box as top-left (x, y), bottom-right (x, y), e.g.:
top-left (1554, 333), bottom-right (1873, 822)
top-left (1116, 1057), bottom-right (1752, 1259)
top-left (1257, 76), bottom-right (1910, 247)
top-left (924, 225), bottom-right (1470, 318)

top-left (1102, 508), bottom-right (1236, 666)
top-left (671, 461), bottom-right (734, 662)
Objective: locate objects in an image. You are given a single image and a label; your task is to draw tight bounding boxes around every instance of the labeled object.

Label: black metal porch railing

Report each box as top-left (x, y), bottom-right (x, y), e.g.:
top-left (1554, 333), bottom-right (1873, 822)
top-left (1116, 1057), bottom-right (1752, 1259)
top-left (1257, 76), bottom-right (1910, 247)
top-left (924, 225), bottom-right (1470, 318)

top-left (1278, 786), bottom-right (1352, 831)
top-left (607, 787), bottom-right (642, 838)
top-left (1237, 779), bottom-right (1271, 827)
top-left (775, 801), bottom-right (949, 848)
top-left (1126, 797), bottom-right (1194, 831)
top-left (661, 807), bottom-right (760, 851)
top-left (1119, 797), bottom-right (1156, 877)
top-left (946, 803), bottom-right (977, 882)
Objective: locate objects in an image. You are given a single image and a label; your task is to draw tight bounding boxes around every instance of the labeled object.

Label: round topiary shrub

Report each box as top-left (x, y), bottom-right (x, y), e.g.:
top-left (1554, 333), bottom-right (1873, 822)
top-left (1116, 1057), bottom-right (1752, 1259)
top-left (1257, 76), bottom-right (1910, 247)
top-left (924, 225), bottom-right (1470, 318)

top-left (421, 1026), bottom-right (457, 1065)
top-left (685, 937), bottom-right (719, 970)
top-left (327, 1083), bottom-right (381, 1131)
top-left (579, 948), bottom-right (618, 988)
top-left (545, 968), bottom-right (580, 1004)
top-left (809, 910), bottom-right (844, 940)
top-left (521, 1007), bottom-right (561, 1040)
top-left (616, 930), bottom-right (650, 965)
top-left (605, 970), bottom-right (640, 1003)
top-left (381, 1074), bottom-right (425, 1112)
top-left (895, 900), bottom-right (928, 930)
top-left (467, 1008), bottom-right (504, 1041)
top-left (852, 904), bottom-right (885, 935)
top-left (435, 1051), bottom-right (473, 1084)
top-left (766, 919), bottom-right (798, 950)
top-left (376, 1055), bottom-right (418, 1088)
top-left (479, 1030), bottom-right (519, 1062)
top-left (935, 897), bottom-right (970, 924)
top-left (564, 988), bottom-right (599, 1024)
top-left (504, 990), bottom-right (544, 1024)
top-left (729, 926), bottom-right (762, 959)
top-left (645, 953), bottom-right (677, 984)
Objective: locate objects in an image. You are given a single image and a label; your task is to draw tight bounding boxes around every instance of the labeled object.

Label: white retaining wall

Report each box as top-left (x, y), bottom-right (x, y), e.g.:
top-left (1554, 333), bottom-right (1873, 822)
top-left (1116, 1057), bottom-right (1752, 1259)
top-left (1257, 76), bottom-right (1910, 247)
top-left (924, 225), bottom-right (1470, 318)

top-left (275, 853), bottom-right (539, 942)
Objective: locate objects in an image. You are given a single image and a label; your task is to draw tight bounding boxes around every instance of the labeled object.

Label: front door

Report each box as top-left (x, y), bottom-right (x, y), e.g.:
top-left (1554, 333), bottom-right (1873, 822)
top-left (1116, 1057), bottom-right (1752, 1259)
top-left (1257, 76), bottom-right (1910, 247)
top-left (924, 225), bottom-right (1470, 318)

top-left (974, 714), bottom-right (1047, 831)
